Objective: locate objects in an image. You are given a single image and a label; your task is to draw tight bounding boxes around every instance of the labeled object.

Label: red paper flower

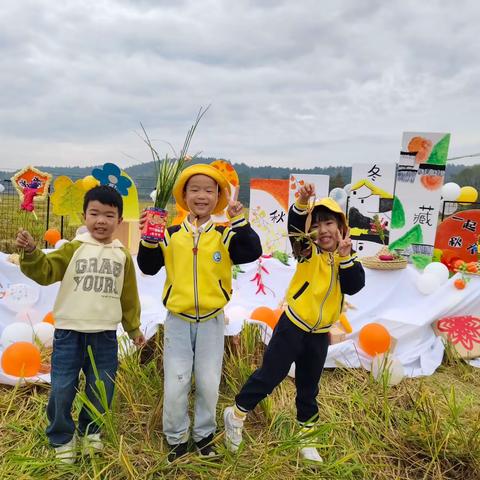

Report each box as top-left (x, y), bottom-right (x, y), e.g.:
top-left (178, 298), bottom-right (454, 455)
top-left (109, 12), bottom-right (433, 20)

top-left (437, 315), bottom-right (480, 351)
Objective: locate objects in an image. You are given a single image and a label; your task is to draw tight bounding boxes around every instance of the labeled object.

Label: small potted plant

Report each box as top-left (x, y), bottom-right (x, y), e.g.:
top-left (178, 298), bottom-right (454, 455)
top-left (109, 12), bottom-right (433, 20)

top-left (140, 106), bottom-right (209, 242)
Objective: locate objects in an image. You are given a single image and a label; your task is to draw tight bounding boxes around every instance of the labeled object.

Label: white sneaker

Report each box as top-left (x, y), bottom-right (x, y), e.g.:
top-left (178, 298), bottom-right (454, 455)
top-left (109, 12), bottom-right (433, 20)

top-left (299, 446), bottom-right (323, 463)
top-left (223, 406), bottom-right (244, 452)
top-left (54, 437), bottom-right (76, 464)
top-left (83, 433), bottom-right (104, 453)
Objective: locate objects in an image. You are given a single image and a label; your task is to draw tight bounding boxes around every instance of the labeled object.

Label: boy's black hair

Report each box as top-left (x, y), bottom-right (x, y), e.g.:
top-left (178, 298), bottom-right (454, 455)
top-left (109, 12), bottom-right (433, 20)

top-left (83, 185), bottom-right (123, 217)
top-left (312, 206), bottom-right (346, 236)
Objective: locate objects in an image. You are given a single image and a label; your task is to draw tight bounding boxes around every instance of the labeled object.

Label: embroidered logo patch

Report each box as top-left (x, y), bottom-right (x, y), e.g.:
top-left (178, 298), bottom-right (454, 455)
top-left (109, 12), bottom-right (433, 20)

top-left (213, 251), bottom-right (222, 263)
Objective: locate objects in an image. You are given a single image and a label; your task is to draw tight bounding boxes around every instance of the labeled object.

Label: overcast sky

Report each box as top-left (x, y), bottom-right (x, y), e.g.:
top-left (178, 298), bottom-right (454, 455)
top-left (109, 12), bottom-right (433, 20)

top-left (0, 0), bottom-right (479, 170)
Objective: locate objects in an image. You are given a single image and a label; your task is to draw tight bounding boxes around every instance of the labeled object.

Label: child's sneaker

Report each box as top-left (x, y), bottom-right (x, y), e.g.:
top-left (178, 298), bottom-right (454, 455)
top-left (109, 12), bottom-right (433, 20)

top-left (83, 433), bottom-right (104, 453)
top-left (54, 437), bottom-right (77, 464)
top-left (223, 406), bottom-right (244, 452)
top-left (299, 446), bottom-right (323, 463)
top-left (195, 433), bottom-right (218, 458)
top-left (167, 442), bottom-right (189, 463)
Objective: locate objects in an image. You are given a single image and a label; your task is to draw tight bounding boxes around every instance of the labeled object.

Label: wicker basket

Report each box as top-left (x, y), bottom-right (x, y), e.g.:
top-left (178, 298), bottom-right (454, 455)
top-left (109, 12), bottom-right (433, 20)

top-left (361, 246), bottom-right (408, 270)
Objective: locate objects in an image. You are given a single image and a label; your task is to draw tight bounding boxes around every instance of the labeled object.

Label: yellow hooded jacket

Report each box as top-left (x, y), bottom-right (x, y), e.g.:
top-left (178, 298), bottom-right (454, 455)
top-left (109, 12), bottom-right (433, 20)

top-left (137, 215), bottom-right (262, 322)
top-left (285, 198), bottom-right (365, 333)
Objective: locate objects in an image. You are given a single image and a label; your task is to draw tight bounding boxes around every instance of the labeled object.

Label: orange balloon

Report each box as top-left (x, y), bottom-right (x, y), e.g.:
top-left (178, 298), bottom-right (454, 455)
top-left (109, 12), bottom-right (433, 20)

top-left (1, 342), bottom-right (41, 377)
top-left (42, 311), bottom-right (55, 325)
top-left (358, 323), bottom-right (391, 356)
top-left (44, 228), bottom-right (61, 246)
top-left (250, 306), bottom-right (276, 329)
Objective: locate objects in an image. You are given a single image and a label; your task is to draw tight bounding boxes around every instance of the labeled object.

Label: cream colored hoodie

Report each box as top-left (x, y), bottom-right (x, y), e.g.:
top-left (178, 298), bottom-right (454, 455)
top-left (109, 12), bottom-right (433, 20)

top-left (20, 232), bottom-right (141, 338)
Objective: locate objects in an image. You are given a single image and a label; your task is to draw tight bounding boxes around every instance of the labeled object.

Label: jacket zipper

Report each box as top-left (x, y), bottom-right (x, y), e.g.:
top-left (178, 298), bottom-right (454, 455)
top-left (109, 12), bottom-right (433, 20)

top-left (311, 252), bottom-right (334, 332)
top-left (193, 229), bottom-right (200, 321)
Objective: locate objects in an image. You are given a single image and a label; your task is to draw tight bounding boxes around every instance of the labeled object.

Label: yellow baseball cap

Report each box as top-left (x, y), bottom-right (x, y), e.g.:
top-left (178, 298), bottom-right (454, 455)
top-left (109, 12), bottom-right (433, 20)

top-left (173, 163), bottom-right (230, 214)
top-left (312, 197), bottom-right (348, 232)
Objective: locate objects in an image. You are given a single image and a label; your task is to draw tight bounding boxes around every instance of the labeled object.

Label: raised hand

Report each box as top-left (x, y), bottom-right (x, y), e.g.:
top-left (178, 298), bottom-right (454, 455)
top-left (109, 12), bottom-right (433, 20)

top-left (139, 209), bottom-right (148, 230)
top-left (16, 229), bottom-right (36, 253)
top-left (133, 334), bottom-right (146, 348)
top-left (226, 186), bottom-right (243, 218)
top-left (337, 227), bottom-right (352, 257)
top-left (297, 183), bottom-right (315, 204)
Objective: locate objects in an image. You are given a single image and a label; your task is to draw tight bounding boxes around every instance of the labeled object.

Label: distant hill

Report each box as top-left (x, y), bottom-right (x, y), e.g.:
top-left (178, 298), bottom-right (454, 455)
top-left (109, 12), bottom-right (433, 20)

top-left (0, 160), bottom-right (472, 206)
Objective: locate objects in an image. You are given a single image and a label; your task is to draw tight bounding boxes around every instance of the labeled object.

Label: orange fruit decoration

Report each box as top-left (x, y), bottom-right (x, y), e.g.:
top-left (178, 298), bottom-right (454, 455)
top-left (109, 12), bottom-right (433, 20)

top-left (358, 323), bottom-right (391, 356)
top-left (44, 228), bottom-right (61, 246)
top-left (466, 262), bottom-right (478, 273)
top-left (42, 311), bottom-right (55, 325)
top-left (454, 278), bottom-right (466, 290)
top-left (1, 342), bottom-right (41, 377)
top-left (420, 175), bottom-right (442, 191)
top-left (250, 306), bottom-right (277, 330)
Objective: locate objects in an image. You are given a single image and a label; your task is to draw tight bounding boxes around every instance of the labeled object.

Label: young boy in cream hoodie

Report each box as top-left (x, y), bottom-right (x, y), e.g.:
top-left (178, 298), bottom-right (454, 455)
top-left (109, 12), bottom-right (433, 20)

top-left (16, 185), bottom-right (145, 464)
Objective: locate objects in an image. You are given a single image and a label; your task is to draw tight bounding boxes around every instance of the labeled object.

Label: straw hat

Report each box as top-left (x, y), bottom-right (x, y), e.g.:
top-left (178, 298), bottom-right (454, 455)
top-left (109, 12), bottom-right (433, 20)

top-left (173, 164), bottom-right (230, 214)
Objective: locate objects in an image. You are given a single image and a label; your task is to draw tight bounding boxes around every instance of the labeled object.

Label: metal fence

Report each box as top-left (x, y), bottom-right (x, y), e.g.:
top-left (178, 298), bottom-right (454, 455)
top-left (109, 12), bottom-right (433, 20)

top-left (0, 176), bottom-right (156, 254)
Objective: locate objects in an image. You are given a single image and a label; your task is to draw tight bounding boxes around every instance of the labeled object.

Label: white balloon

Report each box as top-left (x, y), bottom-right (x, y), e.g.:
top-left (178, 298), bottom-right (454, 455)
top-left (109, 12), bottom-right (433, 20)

top-left (416, 273), bottom-right (441, 295)
top-left (343, 183), bottom-right (352, 195)
top-left (33, 322), bottom-right (55, 347)
top-left (371, 354), bottom-right (404, 386)
top-left (54, 239), bottom-right (69, 249)
top-left (0, 322), bottom-right (34, 347)
top-left (15, 309), bottom-right (42, 325)
top-left (3, 284), bottom-right (39, 312)
top-left (329, 188), bottom-right (347, 207)
top-left (150, 190), bottom-right (157, 202)
top-left (0, 183), bottom-right (5, 193)
top-left (423, 262), bottom-right (449, 285)
top-left (441, 182), bottom-right (461, 202)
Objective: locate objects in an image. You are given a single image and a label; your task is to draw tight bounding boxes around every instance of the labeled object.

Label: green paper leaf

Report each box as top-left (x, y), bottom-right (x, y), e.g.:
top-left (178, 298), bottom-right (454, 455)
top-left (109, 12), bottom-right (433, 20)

top-left (389, 224), bottom-right (423, 251)
top-left (391, 196), bottom-right (406, 229)
top-left (427, 134), bottom-right (450, 165)
top-left (411, 254), bottom-right (432, 270)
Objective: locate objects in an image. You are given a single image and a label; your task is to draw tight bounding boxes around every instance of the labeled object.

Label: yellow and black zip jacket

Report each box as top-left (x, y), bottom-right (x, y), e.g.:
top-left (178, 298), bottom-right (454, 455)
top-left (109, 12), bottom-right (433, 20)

top-left (137, 214), bottom-right (262, 322)
top-left (285, 202), bottom-right (365, 333)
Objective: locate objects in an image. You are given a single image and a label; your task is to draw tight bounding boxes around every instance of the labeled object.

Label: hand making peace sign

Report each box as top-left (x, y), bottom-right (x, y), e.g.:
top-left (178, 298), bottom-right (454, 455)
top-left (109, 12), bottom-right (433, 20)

top-left (226, 186), bottom-right (244, 218)
top-left (337, 227), bottom-right (352, 257)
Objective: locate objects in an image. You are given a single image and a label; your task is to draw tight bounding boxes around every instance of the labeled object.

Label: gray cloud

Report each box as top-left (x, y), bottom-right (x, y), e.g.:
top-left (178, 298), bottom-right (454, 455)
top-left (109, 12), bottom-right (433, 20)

top-left (0, 0), bottom-right (479, 170)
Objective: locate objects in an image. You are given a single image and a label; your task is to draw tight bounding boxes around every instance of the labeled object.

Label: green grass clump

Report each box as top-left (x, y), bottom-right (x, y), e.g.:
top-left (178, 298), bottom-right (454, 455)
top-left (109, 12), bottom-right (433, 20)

top-left (0, 325), bottom-right (479, 479)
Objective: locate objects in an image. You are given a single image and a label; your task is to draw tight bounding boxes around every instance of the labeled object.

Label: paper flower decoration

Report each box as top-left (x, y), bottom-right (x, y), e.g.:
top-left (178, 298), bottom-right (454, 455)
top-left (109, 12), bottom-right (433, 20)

top-left (50, 176), bottom-right (86, 224)
top-left (11, 166), bottom-right (52, 214)
top-left (92, 163), bottom-right (132, 196)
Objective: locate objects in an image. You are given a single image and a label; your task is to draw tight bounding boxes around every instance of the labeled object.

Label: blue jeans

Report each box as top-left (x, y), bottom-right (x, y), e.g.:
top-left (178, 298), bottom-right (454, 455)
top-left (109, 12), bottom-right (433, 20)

top-left (163, 312), bottom-right (225, 445)
top-left (46, 329), bottom-right (118, 447)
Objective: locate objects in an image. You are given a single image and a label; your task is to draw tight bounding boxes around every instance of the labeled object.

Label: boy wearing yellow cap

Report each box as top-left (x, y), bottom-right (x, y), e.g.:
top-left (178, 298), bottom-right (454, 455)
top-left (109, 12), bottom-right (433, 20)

top-left (223, 183), bottom-right (365, 463)
top-left (137, 163), bottom-right (262, 461)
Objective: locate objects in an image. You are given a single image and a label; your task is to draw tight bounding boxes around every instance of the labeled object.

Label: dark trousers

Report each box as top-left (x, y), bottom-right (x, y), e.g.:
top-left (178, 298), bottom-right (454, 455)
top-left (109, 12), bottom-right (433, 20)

top-left (235, 313), bottom-right (329, 423)
top-left (46, 329), bottom-right (118, 446)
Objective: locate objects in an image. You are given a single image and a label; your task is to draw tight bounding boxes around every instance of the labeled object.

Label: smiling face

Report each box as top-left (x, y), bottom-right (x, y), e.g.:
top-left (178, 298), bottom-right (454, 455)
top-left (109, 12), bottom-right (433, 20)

top-left (312, 207), bottom-right (344, 252)
top-left (83, 200), bottom-right (122, 243)
top-left (183, 174), bottom-right (219, 223)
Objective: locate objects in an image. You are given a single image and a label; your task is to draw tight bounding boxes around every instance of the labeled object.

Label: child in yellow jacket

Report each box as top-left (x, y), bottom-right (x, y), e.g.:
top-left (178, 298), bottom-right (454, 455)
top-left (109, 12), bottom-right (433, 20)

top-left (16, 185), bottom-right (144, 464)
top-left (223, 183), bottom-right (365, 462)
top-left (137, 164), bottom-right (262, 461)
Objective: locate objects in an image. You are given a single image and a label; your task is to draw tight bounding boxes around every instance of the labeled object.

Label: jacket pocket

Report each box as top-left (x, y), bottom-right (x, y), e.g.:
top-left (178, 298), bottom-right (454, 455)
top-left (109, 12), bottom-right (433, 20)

top-left (219, 280), bottom-right (230, 301)
top-left (163, 285), bottom-right (172, 306)
top-left (292, 281), bottom-right (309, 300)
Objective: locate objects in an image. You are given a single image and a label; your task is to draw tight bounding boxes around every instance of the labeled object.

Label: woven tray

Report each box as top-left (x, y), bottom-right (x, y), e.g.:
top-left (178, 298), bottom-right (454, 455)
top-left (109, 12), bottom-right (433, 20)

top-left (361, 247), bottom-right (408, 270)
